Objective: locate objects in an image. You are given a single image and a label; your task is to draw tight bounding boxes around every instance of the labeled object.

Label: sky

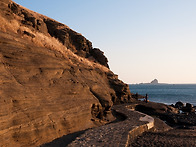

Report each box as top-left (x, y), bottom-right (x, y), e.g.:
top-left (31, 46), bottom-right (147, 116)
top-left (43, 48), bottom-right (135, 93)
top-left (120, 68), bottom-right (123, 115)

top-left (14, 0), bottom-right (196, 84)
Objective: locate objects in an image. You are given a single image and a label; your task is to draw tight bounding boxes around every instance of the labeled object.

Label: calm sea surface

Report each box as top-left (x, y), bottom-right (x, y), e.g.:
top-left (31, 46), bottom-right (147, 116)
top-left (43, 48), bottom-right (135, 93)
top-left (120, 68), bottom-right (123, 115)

top-left (129, 84), bottom-right (196, 106)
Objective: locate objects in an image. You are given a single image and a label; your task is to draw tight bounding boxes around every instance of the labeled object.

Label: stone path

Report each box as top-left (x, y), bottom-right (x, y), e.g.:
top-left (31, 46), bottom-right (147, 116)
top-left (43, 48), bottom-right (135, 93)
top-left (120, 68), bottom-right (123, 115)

top-left (68, 104), bottom-right (154, 147)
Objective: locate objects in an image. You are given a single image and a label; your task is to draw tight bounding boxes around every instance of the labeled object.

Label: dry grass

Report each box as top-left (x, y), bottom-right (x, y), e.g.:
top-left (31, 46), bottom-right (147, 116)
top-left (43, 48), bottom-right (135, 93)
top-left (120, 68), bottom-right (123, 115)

top-left (0, 15), bottom-right (20, 33)
top-left (0, 12), bottom-right (109, 73)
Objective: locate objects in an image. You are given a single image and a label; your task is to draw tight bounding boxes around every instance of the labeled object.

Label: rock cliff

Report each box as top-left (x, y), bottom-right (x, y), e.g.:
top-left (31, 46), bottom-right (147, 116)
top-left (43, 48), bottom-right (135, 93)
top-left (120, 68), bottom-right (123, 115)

top-left (0, 1), bottom-right (134, 146)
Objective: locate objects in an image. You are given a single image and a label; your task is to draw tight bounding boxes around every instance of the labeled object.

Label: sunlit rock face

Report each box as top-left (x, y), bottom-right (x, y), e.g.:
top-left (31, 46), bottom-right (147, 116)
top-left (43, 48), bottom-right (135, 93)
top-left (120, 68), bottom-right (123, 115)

top-left (0, 1), bottom-right (133, 146)
top-left (2, 0), bottom-right (10, 3)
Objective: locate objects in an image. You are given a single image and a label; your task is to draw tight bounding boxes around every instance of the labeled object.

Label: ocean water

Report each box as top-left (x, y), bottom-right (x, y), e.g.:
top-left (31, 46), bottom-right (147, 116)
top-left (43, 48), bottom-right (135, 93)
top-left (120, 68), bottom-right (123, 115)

top-left (129, 84), bottom-right (196, 106)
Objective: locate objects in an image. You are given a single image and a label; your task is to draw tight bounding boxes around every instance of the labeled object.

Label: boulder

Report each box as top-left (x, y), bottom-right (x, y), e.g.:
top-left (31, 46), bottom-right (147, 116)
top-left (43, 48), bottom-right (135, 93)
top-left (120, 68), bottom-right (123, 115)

top-left (135, 102), bottom-right (178, 116)
top-left (175, 101), bottom-right (184, 109)
top-left (181, 103), bottom-right (195, 113)
top-left (186, 103), bottom-right (193, 109)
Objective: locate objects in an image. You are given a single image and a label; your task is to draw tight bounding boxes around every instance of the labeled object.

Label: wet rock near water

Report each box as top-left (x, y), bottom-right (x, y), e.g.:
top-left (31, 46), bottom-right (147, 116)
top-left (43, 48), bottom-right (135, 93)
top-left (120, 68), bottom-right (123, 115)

top-left (134, 101), bottom-right (178, 116)
top-left (172, 101), bottom-right (196, 113)
top-left (131, 93), bottom-right (145, 99)
top-left (132, 101), bottom-right (196, 127)
top-left (174, 101), bottom-right (184, 109)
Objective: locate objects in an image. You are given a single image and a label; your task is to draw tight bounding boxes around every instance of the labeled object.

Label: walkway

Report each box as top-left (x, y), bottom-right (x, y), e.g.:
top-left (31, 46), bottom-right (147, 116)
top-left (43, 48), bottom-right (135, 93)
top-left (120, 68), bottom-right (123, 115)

top-left (68, 104), bottom-right (154, 147)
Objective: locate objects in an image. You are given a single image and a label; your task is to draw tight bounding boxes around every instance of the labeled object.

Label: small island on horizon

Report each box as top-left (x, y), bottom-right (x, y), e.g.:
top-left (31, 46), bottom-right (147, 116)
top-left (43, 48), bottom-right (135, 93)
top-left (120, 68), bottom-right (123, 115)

top-left (138, 79), bottom-right (168, 85)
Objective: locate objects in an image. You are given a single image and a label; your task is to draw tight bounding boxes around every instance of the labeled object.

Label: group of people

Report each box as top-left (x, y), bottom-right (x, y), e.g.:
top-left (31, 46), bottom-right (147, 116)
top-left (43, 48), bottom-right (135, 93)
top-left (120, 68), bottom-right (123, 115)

top-left (135, 93), bottom-right (148, 103)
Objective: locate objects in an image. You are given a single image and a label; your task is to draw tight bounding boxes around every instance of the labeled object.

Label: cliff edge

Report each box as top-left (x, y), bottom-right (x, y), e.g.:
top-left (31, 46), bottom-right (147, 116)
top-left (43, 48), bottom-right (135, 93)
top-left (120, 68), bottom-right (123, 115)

top-left (0, 1), bottom-right (134, 146)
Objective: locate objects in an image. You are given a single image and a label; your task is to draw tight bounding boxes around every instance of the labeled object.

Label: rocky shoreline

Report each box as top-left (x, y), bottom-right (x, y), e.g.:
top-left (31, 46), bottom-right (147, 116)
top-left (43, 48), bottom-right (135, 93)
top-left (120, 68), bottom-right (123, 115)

top-left (128, 100), bottom-right (196, 146)
top-left (133, 100), bottom-right (196, 126)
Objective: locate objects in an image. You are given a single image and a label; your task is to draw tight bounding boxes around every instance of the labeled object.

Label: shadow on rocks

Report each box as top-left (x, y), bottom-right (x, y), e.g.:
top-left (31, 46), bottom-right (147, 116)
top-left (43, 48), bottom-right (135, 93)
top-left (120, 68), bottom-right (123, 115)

top-left (40, 130), bottom-right (86, 147)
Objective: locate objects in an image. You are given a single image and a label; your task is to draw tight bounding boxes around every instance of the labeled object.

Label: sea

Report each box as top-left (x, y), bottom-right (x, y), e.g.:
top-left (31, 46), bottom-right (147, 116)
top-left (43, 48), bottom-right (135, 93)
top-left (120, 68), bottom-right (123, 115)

top-left (129, 84), bottom-right (196, 106)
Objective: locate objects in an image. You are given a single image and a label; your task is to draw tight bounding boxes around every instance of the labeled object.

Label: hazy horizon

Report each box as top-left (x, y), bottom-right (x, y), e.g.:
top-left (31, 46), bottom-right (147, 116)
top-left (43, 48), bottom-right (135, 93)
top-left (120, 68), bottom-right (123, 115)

top-left (14, 0), bottom-right (196, 84)
top-left (130, 82), bottom-right (196, 85)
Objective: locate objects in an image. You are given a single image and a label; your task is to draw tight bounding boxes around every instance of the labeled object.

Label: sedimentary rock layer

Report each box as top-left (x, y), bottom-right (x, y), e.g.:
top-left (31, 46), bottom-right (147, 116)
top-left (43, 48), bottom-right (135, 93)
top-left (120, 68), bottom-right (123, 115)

top-left (0, 1), bottom-right (133, 146)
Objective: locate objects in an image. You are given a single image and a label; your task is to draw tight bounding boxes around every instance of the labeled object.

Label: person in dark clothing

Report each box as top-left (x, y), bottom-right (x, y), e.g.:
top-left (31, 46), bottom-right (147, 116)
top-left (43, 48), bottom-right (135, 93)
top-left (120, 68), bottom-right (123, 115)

top-left (145, 94), bottom-right (148, 103)
top-left (135, 93), bottom-right (139, 99)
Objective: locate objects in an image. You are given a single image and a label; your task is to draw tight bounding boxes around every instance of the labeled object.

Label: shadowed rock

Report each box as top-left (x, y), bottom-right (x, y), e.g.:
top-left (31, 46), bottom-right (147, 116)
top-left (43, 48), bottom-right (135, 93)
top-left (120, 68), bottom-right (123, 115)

top-left (133, 101), bottom-right (196, 126)
top-left (175, 101), bottom-right (184, 109)
top-left (181, 103), bottom-right (195, 113)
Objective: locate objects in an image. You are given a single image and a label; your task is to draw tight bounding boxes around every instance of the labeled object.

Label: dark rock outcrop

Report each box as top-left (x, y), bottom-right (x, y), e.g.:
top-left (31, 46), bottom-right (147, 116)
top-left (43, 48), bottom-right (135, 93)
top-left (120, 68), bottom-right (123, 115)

top-left (161, 113), bottom-right (196, 126)
top-left (0, 1), bottom-right (133, 146)
top-left (135, 102), bottom-right (178, 116)
top-left (133, 101), bottom-right (196, 126)
top-left (44, 19), bottom-right (93, 57)
top-left (90, 48), bottom-right (109, 68)
top-left (181, 103), bottom-right (195, 113)
top-left (173, 102), bottom-right (195, 113)
top-left (107, 71), bottom-right (133, 104)
top-left (131, 93), bottom-right (145, 99)
top-left (174, 101), bottom-right (184, 109)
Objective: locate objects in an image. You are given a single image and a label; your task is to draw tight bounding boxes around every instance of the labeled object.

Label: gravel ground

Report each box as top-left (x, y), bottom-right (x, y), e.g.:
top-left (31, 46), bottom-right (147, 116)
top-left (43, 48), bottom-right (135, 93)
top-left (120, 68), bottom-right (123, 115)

top-left (130, 127), bottom-right (196, 147)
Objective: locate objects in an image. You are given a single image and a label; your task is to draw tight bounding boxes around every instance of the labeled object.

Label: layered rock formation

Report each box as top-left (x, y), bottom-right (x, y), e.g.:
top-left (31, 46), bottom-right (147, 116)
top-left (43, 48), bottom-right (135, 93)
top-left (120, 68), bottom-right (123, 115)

top-left (0, 1), bottom-right (133, 146)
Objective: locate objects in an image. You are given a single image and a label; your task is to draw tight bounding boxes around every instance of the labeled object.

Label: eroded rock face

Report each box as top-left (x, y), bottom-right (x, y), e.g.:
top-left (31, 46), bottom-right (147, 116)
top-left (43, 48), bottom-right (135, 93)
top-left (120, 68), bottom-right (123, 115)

top-left (90, 48), bottom-right (109, 68)
top-left (7, 2), bottom-right (109, 68)
top-left (0, 1), bottom-right (133, 146)
top-left (44, 19), bottom-right (92, 56)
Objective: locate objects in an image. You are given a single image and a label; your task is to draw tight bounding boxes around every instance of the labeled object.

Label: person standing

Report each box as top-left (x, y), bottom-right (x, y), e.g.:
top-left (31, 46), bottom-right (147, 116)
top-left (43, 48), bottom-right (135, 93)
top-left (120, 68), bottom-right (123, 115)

top-left (135, 93), bottom-right (139, 99)
top-left (145, 94), bottom-right (148, 103)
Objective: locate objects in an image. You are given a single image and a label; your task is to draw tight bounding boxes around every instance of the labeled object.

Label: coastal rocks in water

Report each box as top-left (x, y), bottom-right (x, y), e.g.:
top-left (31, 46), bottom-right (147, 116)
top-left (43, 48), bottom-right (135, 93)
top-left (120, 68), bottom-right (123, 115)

top-left (173, 102), bottom-right (195, 113)
top-left (134, 101), bottom-right (196, 126)
top-left (181, 103), bottom-right (195, 113)
top-left (131, 93), bottom-right (145, 99)
top-left (135, 102), bottom-right (178, 115)
top-left (174, 101), bottom-right (184, 109)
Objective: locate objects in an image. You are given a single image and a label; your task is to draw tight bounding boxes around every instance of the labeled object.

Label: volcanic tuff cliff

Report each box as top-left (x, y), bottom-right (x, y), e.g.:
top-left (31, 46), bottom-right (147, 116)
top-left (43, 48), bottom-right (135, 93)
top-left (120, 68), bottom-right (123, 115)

top-left (0, 0), bottom-right (134, 146)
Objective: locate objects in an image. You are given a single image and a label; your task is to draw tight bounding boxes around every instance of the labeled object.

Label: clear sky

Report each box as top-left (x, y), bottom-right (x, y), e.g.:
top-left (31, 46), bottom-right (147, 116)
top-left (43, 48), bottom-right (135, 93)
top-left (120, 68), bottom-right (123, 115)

top-left (14, 0), bottom-right (196, 84)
